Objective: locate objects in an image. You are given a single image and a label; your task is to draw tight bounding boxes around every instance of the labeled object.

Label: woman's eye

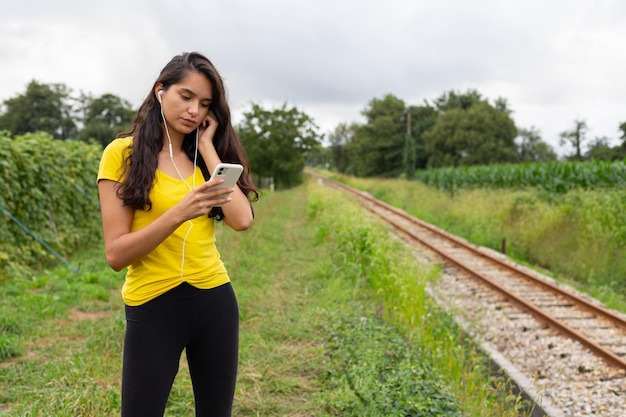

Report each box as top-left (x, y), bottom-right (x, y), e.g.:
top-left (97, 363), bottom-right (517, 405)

top-left (181, 95), bottom-right (191, 101)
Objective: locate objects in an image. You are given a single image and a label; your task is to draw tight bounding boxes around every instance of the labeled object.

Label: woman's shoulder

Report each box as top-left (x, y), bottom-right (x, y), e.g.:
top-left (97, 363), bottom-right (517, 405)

top-left (104, 136), bottom-right (134, 152)
top-left (101, 136), bottom-right (134, 161)
top-left (98, 137), bottom-right (134, 181)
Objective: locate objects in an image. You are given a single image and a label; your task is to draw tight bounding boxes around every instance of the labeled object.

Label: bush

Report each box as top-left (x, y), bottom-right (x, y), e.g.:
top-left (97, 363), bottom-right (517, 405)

top-left (0, 132), bottom-right (102, 276)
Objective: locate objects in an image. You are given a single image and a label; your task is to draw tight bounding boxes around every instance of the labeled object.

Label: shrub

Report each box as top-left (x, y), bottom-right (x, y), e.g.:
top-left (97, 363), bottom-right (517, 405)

top-left (0, 132), bottom-right (102, 276)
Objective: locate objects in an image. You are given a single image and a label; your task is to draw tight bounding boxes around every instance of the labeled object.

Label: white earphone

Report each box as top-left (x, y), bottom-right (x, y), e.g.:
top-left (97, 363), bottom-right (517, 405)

top-left (157, 86), bottom-right (199, 280)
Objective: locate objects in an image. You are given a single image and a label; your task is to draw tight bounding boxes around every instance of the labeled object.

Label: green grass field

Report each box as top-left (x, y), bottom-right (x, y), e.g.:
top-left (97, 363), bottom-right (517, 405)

top-left (328, 170), bottom-right (626, 313)
top-left (0, 178), bottom-right (528, 416)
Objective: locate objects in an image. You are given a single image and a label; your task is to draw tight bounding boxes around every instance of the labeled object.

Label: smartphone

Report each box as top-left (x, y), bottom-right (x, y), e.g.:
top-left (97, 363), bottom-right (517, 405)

top-left (209, 163), bottom-right (243, 206)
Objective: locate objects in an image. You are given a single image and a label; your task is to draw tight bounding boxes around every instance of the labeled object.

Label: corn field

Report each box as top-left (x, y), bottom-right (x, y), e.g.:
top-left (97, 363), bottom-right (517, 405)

top-left (415, 160), bottom-right (626, 193)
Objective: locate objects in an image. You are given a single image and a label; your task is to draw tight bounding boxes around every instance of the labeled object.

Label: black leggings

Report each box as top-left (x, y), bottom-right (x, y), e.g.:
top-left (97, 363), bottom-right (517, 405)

top-left (121, 282), bottom-right (239, 417)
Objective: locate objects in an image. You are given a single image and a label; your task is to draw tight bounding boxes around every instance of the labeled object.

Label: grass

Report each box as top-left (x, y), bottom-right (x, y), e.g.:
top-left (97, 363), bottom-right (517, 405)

top-left (1, 177), bottom-right (528, 416)
top-left (326, 170), bottom-right (626, 313)
top-left (0, 251), bottom-right (124, 415)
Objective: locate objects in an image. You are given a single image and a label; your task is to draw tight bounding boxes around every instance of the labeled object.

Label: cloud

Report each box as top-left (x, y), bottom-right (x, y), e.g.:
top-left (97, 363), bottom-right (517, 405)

top-left (1, 0), bottom-right (625, 151)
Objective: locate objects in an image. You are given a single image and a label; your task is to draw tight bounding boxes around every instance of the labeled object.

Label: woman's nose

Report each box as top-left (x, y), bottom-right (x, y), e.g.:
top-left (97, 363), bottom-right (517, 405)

top-left (187, 101), bottom-right (199, 115)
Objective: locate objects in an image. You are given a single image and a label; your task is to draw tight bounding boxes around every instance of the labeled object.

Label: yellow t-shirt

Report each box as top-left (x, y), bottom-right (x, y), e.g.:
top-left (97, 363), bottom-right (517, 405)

top-left (97, 137), bottom-right (230, 306)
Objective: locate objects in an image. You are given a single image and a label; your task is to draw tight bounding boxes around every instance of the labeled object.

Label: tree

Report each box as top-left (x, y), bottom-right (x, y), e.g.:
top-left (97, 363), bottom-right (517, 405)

top-left (327, 122), bottom-right (356, 174)
top-left (237, 103), bottom-right (322, 189)
top-left (559, 119), bottom-right (588, 161)
top-left (516, 127), bottom-right (557, 162)
top-left (613, 121), bottom-right (626, 160)
top-left (584, 137), bottom-right (615, 161)
top-left (0, 80), bottom-right (77, 139)
top-left (423, 101), bottom-right (518, 167)
top-left (406, 103), bottom-right (437, 171)
top-left (77, 93), bottom-right (135, 146)
top-left (349, 94), bottom-right (407, 177)
top-left (432, 89), bottom-right (483, 113)
top-left (494, 97), bottom-right (512, 114)
top-left (403, 110), bottom-right (416, 178)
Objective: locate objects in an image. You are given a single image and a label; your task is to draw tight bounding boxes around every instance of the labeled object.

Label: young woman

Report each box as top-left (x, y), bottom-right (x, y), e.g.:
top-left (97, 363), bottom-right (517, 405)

top-left (97, 52), bottom-right (259, 416)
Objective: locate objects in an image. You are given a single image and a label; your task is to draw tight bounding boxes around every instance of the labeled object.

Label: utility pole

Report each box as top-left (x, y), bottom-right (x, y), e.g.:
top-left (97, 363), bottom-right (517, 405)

top-left (404, 110), bottom-right (414, 178)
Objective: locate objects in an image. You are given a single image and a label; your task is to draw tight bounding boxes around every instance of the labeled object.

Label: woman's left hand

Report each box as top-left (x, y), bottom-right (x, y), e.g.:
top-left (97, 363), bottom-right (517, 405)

top-left (198, 110), bottom-right (219, 151)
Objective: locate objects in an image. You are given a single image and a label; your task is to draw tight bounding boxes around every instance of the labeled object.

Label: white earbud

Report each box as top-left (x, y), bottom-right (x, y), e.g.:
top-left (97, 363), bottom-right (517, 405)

top-left (157, 86), bottom-right (197, 280)
top-left (155, 86), bottom-right (198, 280)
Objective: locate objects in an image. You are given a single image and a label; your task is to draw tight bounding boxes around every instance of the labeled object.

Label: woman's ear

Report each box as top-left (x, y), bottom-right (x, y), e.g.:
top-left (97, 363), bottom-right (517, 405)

top-left (154, 84), bottom-right (164, 102)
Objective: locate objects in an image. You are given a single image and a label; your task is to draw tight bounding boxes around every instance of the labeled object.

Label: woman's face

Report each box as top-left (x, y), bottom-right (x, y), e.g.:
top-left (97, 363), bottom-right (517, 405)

top-left (158, 71), bottom-right (213, 137)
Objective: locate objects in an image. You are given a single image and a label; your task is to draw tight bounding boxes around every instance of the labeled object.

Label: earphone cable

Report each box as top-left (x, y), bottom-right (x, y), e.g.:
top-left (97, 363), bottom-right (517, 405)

top-left (178, 130), bottom-right (199, 279)
top-left (160, 103), bottom-right (200, 280)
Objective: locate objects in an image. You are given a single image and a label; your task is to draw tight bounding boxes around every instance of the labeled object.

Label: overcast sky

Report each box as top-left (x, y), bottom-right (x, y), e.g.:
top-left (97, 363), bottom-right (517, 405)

top-left (2, 0), bottom-right (625, 154)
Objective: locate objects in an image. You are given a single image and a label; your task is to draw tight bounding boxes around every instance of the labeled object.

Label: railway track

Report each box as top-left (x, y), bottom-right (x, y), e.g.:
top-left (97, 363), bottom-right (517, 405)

top-left (315, 174), bottom-right (626, 416)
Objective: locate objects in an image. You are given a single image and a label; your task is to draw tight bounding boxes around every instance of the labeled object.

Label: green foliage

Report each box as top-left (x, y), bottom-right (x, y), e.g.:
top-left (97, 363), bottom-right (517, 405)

top-left (0, 132), bottom-right (102, 275)
top-left (328, 99), bottom-right (436, 177)
top-left (559, 119), bottom-right (588, 161)
top-left (324, 315), bottom-right (461, 417)
top-left (0, 248), bottom-right (124, 414)
top-left (309, 182), bottom-right (527, 416)
top-left (0, 180), bottom-right (528, 415)
top-left (327, 122), bottom-right (356, 174)
top-left (326, 89), bottom-right (558, 178)
top-left (406, 104), bottom-right (438, 171)
top-left (0, 334), bottom-right (20, 362)
top-left (432, 89), bottom-right (484, 112)
top-left (348, 94), bottom-right (407, 177)
top-left (0, 80), bottom-right (136, 145)
top-left (496, 190), bottom-right (626, 292)
top-left (516, 127), bottom-right (557, 162)
top-left (585, 136), bottom-right (626, 161)
top-left (76, 93), bottom-right (135, 147)
top-left (238, 102), bottom-right (323, 189)
top-left (0, 80), bottom-right (77, 139)
top-left (424, 101), bottom-right (518, 167)
top-left (415, 160), bottom-right (626, 193)
top-left (309, 187), bottom-right (464, 416)
top-left (325, 170), bottom-right (626, 312)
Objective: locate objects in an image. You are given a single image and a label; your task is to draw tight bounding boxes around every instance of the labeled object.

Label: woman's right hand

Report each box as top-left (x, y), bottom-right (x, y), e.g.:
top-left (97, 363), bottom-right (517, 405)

top-left (173, 177), bottom-right (235, 222)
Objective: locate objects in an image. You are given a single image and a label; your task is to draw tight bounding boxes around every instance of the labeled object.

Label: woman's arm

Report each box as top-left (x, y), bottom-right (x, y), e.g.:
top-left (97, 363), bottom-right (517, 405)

top-left (197, 115), bottom-right (254, 231)
top-left (218, 185), bottom-right (254, 231)
top-left (98, 177), bottom-right (234, 271)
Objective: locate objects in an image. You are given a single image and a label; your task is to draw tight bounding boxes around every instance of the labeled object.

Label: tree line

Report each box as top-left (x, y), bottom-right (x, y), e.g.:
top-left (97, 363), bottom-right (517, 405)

top-left (326, 90), bottom-right (626, 178)
top-left (1, 80), bottom-right (625, 188)
top-left (0, 80), bottom-right (323, 189)
top-left (0, 80), bottom-right (135, 146)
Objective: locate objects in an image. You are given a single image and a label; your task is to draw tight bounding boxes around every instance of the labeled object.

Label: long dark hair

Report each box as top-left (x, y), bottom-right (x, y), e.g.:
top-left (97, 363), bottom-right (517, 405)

top-left (117, 52), bottom-right (259, 219)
